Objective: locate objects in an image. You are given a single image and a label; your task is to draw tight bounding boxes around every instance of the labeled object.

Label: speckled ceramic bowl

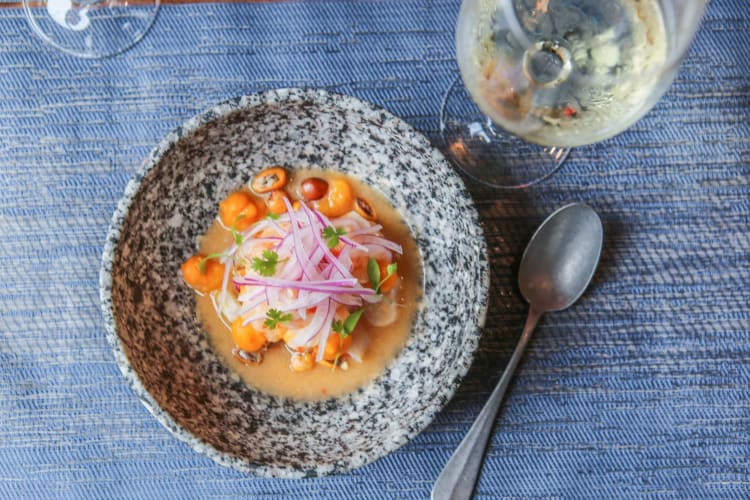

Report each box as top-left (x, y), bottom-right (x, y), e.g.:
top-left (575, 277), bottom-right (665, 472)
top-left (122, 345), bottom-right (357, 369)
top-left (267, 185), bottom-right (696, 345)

top-left (100, 88), bottom-right (488, 478)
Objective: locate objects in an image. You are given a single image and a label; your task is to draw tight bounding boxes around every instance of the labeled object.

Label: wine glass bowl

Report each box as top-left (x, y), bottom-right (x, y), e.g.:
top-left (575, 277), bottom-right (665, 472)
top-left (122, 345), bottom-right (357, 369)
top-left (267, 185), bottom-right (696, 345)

top-left (442, 0), bottom-right (708, 187)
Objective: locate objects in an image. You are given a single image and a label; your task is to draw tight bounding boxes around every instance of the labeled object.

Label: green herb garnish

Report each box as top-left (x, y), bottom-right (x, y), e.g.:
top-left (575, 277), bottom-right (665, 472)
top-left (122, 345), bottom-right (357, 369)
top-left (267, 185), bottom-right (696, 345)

top-left (331, 319), bottom-right (344, 334)
top-left (264, 308), bottom-right (293, 329)
top-left (367, 257), bottom-right (380, 290)
top-left (251, 249), bottom-right (281, 277)
top-left (367, 257), bottom-right (398, 293)
top-left (386, 262), bottom-right (398, 278)
top-left (322, 226), bottom-right (347, 249)
top-left (231, 215), bottom-right (246, 245)
top-left (331, 308), bottom-right (364, 338)
top-left (198, 252), bottom-right (226, 274)
top-left (266, 212), bottom-right (280, 220)
top-left (342, 308), bottom-right (364, 336)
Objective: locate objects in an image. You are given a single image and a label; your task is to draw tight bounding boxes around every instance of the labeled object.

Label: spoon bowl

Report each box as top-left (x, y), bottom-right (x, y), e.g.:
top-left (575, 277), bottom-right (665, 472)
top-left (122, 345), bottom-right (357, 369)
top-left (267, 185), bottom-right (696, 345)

top-left (519, 203), bottom-right (604, 312)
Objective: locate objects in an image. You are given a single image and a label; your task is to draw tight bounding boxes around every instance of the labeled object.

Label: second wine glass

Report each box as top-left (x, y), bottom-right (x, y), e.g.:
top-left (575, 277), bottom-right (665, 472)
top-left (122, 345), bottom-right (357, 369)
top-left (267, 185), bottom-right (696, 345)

top-left (23, 0), bottom-right (160, 58)
top-left (441, 0), bottom-right (707, 188)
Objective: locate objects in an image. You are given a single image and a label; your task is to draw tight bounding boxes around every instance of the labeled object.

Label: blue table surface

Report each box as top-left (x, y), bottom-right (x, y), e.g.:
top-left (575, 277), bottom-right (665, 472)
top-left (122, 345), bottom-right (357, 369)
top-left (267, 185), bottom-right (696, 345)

top-left (1, 0), bottom-right (749, 498)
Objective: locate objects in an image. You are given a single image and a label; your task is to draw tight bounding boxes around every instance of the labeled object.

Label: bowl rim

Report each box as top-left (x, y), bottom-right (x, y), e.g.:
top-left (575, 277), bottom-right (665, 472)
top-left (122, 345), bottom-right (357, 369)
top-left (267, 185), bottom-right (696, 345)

top-left (99, 88), bottom-right (489, 477)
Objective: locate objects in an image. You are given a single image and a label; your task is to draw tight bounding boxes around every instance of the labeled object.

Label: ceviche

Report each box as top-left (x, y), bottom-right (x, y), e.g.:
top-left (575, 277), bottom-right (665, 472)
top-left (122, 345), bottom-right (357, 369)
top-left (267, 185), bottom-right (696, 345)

top-left (181, 167), bottom-right (412, 377)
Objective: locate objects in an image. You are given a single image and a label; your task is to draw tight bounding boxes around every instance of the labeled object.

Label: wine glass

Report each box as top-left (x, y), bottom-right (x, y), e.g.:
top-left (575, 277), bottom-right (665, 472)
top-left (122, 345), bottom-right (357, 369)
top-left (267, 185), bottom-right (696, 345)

top-left (441, 0), bottom-right (708, 188)
top-left (23, 0), bottom-right (160, 58)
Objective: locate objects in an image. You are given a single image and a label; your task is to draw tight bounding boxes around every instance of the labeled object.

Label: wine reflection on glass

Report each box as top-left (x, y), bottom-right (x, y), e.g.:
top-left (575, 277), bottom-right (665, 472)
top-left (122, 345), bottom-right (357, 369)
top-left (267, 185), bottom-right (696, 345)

top-left (441, 0), bottom-right (708, 188)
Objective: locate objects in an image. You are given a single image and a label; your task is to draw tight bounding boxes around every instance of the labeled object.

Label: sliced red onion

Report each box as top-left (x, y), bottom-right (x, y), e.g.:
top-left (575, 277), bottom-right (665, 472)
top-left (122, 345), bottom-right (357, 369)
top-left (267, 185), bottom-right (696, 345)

top-left (238, 295), bottom-right (268, 318)
top-left (283, 197), bottom-right (315, 280)
top-left (347, 224), bottom-right (383, 236)
top-left (355, 235), bottom-right (403, 254)
top-left (274, 293), bottom-right (329, 312)
top-left (300, 247), bottom-right (326, 280)
top-left (236, 279), bottom-right (374, 296)
top-left (332, 294), bottom-right (363, 307)
top-left (240, 276), bottom-right (358, 287)
top-left (310, 206), bottom-right (334, 229)
top-left (240, 219), bottom-right (273, 238)
top-left (240, 311), bottom-right (267, 324)
top-left (239, 238), bottom-right (275, 260)
top-left (217, 194), bottom-right (402, 360)
top-left (216, 257), bottom-right (233, 314)
top-left (288, 301), bottom-right (332, 348)
top-left (361, 245), bottom-right (391, 263)
top-left (277, 254), bottom-right (299, 280)
top-left (299, 203), bottom-right (351, 279)
top-left (314, 303), bottom-right (338, 362)
top-left (209, 291), bottom-right (233, 330)
top-left (336, 250), bottom-right (353, 272)
top-left (331, 212), bottom-right (370, 230)
top-left (338, 236), bottom-right (367, 251)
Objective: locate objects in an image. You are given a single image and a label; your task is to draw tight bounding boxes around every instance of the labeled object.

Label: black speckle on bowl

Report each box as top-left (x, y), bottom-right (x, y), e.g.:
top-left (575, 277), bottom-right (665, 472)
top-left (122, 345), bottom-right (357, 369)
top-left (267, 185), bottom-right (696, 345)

top-left (99, 88), bottom-right (489, 477)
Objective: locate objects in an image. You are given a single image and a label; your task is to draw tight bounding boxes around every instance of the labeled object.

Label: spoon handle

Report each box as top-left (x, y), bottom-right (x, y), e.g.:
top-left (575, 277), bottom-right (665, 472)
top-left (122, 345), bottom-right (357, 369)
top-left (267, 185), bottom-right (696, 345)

top-left (431, 308), bottom-right (542, 500)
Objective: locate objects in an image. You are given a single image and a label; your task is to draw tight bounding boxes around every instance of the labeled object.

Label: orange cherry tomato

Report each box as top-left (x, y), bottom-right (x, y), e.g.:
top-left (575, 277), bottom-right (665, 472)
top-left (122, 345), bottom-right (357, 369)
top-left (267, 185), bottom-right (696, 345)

top-left (266, 190), bottom-right (289, 215)
top-left (320, 332), bottom-right (353, 362)
top-left (231, 318), bottom-right (267, 352)
top-left (181, 255), bottom-right (225, 294)
top-left (234, 200), bottom-right (261, 231)
top-left (315, 178), bottom-right (353, 218)
top-left (219, 191), bottom-right (251, 226)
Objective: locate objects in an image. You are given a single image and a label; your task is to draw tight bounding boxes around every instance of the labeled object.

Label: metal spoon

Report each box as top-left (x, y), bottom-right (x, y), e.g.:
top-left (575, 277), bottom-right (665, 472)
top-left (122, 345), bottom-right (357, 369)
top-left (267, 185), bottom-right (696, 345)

top-left (431, 203), bottom-right (603, 500)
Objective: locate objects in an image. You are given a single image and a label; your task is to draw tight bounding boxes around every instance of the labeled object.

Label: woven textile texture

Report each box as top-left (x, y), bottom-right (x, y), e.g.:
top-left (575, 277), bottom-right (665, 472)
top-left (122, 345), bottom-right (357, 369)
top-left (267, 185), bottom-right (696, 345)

top-left (1, 0), bottom-right (748, 498)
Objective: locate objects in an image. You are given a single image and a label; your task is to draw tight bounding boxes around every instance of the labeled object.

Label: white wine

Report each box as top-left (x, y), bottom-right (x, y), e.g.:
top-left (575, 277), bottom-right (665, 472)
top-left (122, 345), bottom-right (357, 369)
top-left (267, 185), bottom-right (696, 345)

top-left (457, 0), bottom-right (669, 147)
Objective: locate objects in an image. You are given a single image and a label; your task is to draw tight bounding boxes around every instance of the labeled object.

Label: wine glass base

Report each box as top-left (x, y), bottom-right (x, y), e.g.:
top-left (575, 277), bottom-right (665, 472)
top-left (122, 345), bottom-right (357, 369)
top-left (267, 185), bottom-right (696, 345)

top-left (440, 76), bottom-right (570, 189)
top-left (23, 0), bottom-right (160, 58)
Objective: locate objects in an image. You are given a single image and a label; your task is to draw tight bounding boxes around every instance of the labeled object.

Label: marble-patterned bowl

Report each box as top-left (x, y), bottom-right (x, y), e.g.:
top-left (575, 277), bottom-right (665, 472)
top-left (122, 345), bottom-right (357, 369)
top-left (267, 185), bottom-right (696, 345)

top-left (100, 88), bottom-right (488, 478)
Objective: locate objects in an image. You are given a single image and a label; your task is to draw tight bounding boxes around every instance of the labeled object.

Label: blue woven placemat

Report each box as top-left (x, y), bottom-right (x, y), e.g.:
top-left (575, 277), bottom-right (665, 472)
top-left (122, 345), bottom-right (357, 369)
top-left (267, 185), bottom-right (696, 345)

top-left (1, 0), bottom-right (748, 498)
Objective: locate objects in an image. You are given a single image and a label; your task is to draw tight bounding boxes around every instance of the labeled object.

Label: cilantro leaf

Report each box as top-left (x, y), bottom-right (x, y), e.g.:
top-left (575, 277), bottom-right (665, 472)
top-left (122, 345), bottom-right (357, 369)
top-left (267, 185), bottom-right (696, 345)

top-left (264, 308), bottom-right (293, 329)
top-left (251, 249), bottom-right (280, 277)
top-left (322, 226), bottom-right (347, 249)
top-left (266, 212), bottom-right (280, 220)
